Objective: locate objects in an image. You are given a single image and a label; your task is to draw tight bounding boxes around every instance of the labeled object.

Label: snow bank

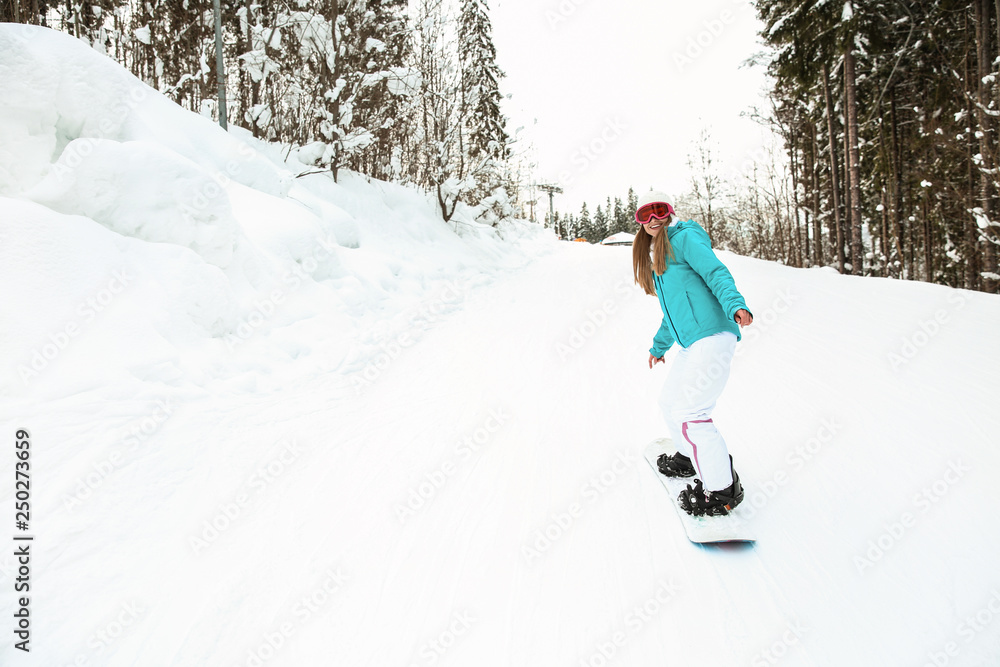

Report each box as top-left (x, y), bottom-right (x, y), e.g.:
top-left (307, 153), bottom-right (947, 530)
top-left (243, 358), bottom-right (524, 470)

top-left (25, 138), bottom-right (248, 270)
top-left (0, 24), bottom-right (556, 399)
top-left (0, 197), bottom-right (239, 400)
top-left (0, 24), bottom-right (286, 197)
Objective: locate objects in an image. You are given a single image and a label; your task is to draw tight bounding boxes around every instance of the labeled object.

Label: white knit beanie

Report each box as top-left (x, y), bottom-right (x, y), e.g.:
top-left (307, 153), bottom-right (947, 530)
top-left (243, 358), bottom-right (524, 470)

top-left (636, 190), bottom-right (674, 211)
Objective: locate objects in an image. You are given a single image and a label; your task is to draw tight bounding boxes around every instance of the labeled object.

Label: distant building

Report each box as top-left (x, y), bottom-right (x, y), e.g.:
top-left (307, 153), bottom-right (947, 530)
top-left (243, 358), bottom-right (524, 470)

top-left (601, 232), bottom-right (635, 246)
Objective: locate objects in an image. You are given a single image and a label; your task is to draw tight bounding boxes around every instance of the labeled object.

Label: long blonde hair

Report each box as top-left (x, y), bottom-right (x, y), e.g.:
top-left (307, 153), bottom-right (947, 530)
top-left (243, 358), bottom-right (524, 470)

top-left (632, 217), bottom-right (675, 296)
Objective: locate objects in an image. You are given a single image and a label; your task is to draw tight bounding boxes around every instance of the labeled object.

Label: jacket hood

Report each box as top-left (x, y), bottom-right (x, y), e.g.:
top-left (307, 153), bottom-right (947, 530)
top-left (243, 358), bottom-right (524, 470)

top-left (667, 219), bottom-right (706, 240)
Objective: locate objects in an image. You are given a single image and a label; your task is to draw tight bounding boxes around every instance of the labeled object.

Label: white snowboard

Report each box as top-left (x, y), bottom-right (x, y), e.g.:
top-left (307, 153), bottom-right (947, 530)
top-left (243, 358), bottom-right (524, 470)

top-left (643, 438), bottom-right (756, 544)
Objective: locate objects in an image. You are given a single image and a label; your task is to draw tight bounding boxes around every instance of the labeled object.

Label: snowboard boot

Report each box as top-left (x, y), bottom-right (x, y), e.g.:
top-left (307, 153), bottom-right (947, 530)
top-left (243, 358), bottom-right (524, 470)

top-left (677, 459), bottom-right (743, 517)
top-left (656, 451), bottom-right (696, 478)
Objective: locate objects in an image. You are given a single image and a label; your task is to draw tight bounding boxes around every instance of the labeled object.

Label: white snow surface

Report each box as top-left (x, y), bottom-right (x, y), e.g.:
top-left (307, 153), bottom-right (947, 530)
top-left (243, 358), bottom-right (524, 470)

top-left (3, 24), bottom-right (1000, 667)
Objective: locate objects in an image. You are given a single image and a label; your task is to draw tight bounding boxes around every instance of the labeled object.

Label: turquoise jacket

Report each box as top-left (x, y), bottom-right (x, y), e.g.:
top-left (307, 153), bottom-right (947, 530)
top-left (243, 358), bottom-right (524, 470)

top-left (649, 220), bottom-right (751, 356)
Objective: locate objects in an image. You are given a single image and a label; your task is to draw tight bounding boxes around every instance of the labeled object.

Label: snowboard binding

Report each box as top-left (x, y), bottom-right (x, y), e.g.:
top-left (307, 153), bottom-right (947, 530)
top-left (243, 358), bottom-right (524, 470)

top-left (677, 469), bottom-right (744, 517)
top-left (656, 451), bottom-right (696, 478)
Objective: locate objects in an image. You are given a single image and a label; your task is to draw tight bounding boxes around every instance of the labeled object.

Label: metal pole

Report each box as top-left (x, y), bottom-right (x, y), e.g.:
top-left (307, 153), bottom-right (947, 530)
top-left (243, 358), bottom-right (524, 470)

top-left (537, 184), bottom-right (562, 238)
top-left (213, 0), bottom-right (228, 130)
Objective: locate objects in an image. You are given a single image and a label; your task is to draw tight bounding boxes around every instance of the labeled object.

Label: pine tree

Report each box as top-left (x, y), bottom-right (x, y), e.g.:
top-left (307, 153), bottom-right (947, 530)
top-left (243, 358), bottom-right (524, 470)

top-left (593, 204), bottom-right (608, 243)
top-left (612, 197), bottom-right (625, 235)
top-left (564, 213), bottom-right (576, 240)
top-left (458, 0), bottom-right (509, 181)
top-left (578, 202), bottom-right (591, 241)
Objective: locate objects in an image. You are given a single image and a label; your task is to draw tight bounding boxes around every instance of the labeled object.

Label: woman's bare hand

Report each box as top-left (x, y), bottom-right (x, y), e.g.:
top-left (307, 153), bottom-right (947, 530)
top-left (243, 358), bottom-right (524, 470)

top-left (735, 309), bottom-right (753, 327)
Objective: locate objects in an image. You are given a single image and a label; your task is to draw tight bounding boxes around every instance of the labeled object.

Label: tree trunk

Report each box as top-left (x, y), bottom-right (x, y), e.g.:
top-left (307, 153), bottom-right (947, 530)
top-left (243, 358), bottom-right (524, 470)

top-left (841, 89), bottom-right (853, 270)
top-left (768, 163), bottom-right (786, 262)
top-left (890, 91), bottom-right (905, 279)
top-left (437, 183), bottom-right (457, 222)
top-left (811, 121), bottom-right (822, 266)
top-left (845, 43), bottom-right (864, 276)
top-left (975, 0), bottom-right (998, 292)
top-left (213, 0), bottom-right (228, 130)
top-left (823, 62), bottom-right (846, 273)
top-left (237, 0), bottom-right (255, 138)
top-left (996, 0), bottom-right (1000, 113)
top-left (877, 110), bottom-right (889, 275)
top-left (880, 187), bottom-right (888, 276)
top-left (329, 0), bottom-right (341, 183)
top-left (790, 125), bottom-right (803, 267)
top-left (965, 13), bottom-right (981, 290)
top-left (907, 180), bottom-right (916, 279)
top-left (923, 194), bottom-right (932, 281)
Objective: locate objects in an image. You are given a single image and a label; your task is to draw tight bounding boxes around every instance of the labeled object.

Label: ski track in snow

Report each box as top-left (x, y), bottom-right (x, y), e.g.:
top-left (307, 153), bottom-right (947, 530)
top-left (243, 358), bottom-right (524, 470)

top-left (3, 244), bottom-right (1000, 666)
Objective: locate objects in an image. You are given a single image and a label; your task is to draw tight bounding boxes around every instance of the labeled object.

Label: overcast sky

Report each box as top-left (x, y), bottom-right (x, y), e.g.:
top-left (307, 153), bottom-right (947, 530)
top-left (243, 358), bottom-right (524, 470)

top-left (489, 0), bottom-right (774, 217)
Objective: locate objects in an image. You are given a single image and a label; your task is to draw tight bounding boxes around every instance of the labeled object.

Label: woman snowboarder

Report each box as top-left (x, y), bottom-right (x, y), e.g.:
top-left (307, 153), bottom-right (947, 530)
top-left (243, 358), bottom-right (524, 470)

top-left (632, 191), bottom-right (753, 517)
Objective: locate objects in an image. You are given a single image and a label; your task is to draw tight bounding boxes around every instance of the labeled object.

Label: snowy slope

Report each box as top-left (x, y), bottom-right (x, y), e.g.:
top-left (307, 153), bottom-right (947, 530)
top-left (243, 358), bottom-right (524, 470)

top-left (5, 242), bottom-right (1000, 667)
top-left (3, 23), bottom-right (1000, 667)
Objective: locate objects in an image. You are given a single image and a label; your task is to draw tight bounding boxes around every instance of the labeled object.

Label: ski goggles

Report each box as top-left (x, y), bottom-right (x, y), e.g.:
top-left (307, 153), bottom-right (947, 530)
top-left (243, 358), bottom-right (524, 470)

top-left (635, 202), bottom-right (674, 224)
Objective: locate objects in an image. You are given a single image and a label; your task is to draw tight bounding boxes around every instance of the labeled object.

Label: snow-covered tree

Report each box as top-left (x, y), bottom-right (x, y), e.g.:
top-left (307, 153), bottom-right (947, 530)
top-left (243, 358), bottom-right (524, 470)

top-left (274, 0), bottom-right (411, 181)
top-left (577, 202), bottom-right (591, 241)
top-left (458, 0), bottom-right (509, 197)
top-left (612, 196), bottom-right (627, 235)
top-left (345, 0), bottom-right (413, 181)
top-left (592, 203), bottom-right (608, 242)
top-left (409, 0), bottom-right (471, 221)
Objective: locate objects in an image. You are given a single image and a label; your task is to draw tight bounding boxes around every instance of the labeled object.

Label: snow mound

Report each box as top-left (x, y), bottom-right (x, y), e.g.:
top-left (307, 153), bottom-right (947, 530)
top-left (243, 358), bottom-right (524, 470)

top-left (0, 197), bottom-right (239, 399)
top-left (0, 23), bottom-right (287, 198)
top-left (25, 138), bottom-right (246, 269)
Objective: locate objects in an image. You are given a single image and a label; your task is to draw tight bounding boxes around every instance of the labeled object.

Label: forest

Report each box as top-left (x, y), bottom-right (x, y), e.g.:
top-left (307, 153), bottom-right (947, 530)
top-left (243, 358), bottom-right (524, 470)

top-left (754, 0), bottom-right (999, 293)
top-left (563, 1), bottom-right (999, 295)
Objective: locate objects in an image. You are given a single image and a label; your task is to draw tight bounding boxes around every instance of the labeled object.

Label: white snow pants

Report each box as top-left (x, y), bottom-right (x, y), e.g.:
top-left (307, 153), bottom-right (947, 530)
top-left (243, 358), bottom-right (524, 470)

top-left (658, 331), bottom-right (737, 492)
